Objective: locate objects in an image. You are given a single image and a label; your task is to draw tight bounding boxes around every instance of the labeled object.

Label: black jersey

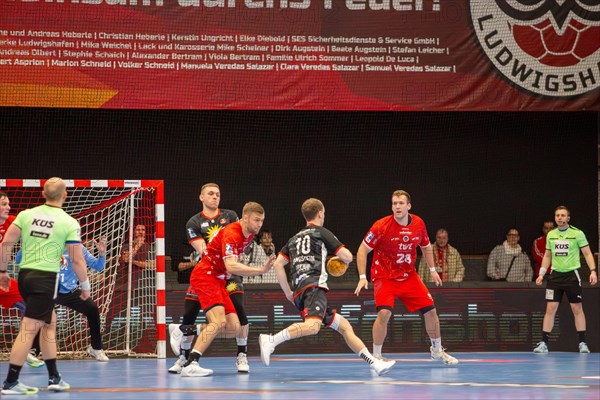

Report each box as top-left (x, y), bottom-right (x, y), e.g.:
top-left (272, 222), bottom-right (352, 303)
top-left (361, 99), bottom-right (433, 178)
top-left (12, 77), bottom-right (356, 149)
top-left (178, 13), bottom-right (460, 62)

top-left (280, 224), bottom-right (345, 294)
top-left (186, 208), bottom-right (239, 244)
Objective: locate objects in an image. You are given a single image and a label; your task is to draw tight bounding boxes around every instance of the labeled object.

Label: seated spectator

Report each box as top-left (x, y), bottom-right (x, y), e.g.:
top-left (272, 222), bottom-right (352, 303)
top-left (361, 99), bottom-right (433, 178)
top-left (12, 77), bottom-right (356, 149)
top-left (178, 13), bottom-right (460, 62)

top-left (241, 230), bottom-right (277, 283)
top-left (418, 228), bottom-right (464, 282)
top-left (532, 221), bottom-right (554, 278)
top-left (487, 228), bottom-right (532, 282)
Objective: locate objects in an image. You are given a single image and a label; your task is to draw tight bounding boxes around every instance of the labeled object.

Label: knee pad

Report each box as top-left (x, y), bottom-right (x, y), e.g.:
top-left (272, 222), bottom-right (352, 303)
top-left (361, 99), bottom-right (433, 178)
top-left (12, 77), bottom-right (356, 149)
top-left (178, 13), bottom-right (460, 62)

top-left (179, 324), bottom-right (197, 336)
top-left (328, 313), bottom-right (343, 332)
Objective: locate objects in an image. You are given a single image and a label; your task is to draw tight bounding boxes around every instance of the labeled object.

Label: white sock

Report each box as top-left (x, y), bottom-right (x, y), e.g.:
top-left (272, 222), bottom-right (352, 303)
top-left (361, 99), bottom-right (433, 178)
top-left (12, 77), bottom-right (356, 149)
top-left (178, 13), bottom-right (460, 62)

top-left (431, 337), bottom-right (442, 352)
top-left (236, 337), bottom-right (247, 346)
top-left (196, 324), bottom-right (203, 336)
top-left (373, 344), bottom-right (383, 358)
top-left (272, 329), bottom-right (290, 347)
top-left (358, 348), bottom-right (376, 364)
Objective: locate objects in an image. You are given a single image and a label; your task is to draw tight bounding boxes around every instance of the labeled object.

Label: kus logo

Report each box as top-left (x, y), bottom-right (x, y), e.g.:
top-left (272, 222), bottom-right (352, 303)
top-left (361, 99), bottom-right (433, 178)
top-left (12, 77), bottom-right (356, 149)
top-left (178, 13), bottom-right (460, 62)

top-left (470, 0), bottom-right (600, 97)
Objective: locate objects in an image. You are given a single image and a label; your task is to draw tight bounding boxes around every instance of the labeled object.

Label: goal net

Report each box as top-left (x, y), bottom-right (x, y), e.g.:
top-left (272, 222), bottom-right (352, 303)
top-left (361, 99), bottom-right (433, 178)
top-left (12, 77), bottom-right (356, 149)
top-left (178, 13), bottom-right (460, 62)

top-left (0, 179), bottom-right (166, 359)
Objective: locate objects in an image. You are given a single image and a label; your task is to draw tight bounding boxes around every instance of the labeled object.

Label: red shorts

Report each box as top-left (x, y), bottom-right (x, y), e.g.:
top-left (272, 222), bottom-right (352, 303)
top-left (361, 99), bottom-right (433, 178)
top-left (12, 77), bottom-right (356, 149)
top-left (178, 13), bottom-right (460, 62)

top-left (190, 268), bottom-right (236, 315)
top-left (374, 272), bottom-right (434, 313)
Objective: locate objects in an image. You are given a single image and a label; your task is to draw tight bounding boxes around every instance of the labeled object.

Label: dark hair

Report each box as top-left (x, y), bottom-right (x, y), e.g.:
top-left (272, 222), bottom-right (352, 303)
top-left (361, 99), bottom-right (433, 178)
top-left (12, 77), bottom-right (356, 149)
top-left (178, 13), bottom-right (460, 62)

top-left (301, 198), bottom-right (323, 221)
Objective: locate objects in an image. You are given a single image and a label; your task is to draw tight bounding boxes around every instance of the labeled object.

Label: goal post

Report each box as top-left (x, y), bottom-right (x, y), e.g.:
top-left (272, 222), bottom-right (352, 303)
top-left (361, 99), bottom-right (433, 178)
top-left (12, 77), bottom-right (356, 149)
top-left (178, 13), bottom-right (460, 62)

top-left (0, 179), bottom-right (166, 359)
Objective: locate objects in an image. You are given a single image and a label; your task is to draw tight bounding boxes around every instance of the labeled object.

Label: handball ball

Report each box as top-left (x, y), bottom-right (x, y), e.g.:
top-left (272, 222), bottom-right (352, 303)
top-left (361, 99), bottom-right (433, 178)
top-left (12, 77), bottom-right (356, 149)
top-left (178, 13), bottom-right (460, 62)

top-left (326, 256), bottom-right (349, 277)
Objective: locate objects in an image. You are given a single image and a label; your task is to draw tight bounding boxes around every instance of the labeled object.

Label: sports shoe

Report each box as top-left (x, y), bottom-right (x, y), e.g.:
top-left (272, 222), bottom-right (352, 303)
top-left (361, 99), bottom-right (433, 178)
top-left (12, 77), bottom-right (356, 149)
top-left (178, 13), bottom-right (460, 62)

top-left (48, 376), bottom-right (70, 392)
top-left (579, 342), bottom-right (590, 353)
top-left (370, 358), bottom-right (396, 376)
top-left (533, 341), bottom-right (548, 353)
top-left (430, 347), bottom-right (459, 365)
top-left (169, 323), bottom-right (183, 356)
top-left (1, 380), bottom-right (39, 395)
top-left (259, 334), bottom-right (275, 366)
top-left (88, 347), bottom-right (109, 362)
top-left (236, 352), bottom-right (250, 373)
top-left (168, 355), bottom-right (186, 374)
top-left (181, 361), bottom-right (213, 377)
top-left (26, 352), bottom-right (45, 368)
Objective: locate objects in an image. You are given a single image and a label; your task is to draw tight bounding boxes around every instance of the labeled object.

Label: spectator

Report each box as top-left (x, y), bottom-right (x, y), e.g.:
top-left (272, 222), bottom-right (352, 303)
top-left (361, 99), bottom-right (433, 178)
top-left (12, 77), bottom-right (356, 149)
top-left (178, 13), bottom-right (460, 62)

top-left (487, 228), bottom-right (532, 282)
top-left (242, 230), bottom-right (277, 283)
top-left (418, 228), bottom-right (464, 282)
top-left (532, 221), bottom-right (554, 277)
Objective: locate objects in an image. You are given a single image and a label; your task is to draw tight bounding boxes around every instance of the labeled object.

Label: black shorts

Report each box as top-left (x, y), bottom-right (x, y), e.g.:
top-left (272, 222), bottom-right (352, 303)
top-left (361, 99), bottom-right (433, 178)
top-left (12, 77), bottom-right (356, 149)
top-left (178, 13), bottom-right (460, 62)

top-left (294, 286), bottom-right (336, 327)
top-left (18, 268), bottom-right (59, 324)
top-left (545, 270), bottom-right (582, 304)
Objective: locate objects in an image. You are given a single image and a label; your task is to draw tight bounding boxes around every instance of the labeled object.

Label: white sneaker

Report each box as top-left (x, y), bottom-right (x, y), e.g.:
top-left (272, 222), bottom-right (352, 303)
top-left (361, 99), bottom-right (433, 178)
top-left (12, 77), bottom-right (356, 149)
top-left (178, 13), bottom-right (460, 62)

top-left (259, 334), bottom-right (275, 366)
top-left (169, 323), bottom-right (183, 356)
top-left (2, 381), bottom-right (39, 395)
top-left (533, 341), bottom-right (548, 353)
top-left (430, 347), bottom-right (459, 365)
top-left (26, 352), bottom-right (45, 368)
top-left (168, 355), bottom-right (186, 374)
top-left (579, 342), bottom-right (590, 353)
top-left (88, 347), bottom-right (109, 362)
top-left (370, 358), bottom-right (396, 376)
top-left (48, 377), bottom-right (70, 392)
top-left (236, 353), bottom-right (250, 373)
top-left (181, 361), bottom-right (213, 377)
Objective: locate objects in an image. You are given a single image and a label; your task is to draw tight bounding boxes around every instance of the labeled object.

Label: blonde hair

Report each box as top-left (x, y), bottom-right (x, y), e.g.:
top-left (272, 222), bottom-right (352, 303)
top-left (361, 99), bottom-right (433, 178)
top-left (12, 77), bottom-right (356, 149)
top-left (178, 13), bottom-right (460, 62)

top-left (392, 190), bottom-right (411, 203)
top-left (301, 198), bottom-right (324, 221)
top-left (242, 202), bottom-right (264, 216)
top-left (200, 183), bottom-right (220, 194)
top-left (43, 177), bottom-right (66, 202)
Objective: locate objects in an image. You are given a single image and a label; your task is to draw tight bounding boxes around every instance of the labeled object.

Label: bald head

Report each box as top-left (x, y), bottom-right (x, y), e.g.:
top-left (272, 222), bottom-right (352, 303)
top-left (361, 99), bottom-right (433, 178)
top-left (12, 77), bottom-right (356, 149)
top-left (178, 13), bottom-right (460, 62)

top-left (43, 177), bottom-right (67, 203)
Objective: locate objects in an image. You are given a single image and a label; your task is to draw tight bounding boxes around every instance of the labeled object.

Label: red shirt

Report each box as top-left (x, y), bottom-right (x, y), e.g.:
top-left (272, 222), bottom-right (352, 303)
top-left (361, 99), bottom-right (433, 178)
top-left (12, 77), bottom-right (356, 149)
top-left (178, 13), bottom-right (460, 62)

top-left (532, 235), bottom-right (551, 276)
top-left (0, 215), bottom-right (16, 243)
top-left (363, 214), bottom-right (430, 281)
top-left (195, 221), bottom-right (254, 280)
top-left (0, 278), bottom-right (23, 309)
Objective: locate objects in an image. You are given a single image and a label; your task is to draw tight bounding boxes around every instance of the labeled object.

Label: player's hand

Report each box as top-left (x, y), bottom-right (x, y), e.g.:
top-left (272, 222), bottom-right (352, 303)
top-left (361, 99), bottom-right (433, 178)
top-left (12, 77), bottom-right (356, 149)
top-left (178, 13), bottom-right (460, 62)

top-left (590, 271), bottom-right (597, 285)
top-left (95, 236), bottom-right (108, 256)
top-left (430, 270), bottom-right (443, 287)
top-left (535, 275), bottom-right (544, 285)
top-left (261, 254), bottom-right (276, 274)
top-left (285, 291), bottom-right (293, 303)
top-left (354, 278), bottom-right (368, 296)
top-left (80, 289), bottom-right (91, 301)
top-left (0, 274), bottom-right (9, 291)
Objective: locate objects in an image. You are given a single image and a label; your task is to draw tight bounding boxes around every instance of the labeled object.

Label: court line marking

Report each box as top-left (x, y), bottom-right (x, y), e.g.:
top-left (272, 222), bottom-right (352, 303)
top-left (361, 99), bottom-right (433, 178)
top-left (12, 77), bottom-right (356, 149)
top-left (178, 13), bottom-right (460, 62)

top-left (292, 380), bottom-right (590, 389)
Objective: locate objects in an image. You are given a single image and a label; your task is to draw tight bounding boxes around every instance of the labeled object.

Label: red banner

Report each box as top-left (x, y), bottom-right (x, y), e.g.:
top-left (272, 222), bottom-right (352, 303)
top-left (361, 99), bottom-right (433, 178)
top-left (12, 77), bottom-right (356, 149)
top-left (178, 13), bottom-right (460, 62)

top-left (1, 0), bottom-right (598, 110)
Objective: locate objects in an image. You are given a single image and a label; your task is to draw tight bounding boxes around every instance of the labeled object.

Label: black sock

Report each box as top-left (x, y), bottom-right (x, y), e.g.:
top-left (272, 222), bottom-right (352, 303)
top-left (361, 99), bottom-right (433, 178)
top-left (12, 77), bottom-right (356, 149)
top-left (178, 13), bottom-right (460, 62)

top-left (182, 349), bottom-right (190, 359)
top-left (542, 331), bottom-right (550, 344)
top-left (237, 345), bottom-right (247, 355)
top-left (184, 350), bottom-right (201, 367)
top-left (44, 359), bottom-right (59, 379)
top-left (5, 364), bottom-right (22, 384)
top-left (578, 331), bottom-right (586, 343)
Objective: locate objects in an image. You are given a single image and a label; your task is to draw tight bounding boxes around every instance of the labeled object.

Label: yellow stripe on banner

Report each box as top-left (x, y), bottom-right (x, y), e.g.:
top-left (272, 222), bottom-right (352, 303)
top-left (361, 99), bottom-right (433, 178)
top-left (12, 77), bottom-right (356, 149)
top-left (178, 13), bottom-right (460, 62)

top-left (0, 83), bottom-right (117, 108)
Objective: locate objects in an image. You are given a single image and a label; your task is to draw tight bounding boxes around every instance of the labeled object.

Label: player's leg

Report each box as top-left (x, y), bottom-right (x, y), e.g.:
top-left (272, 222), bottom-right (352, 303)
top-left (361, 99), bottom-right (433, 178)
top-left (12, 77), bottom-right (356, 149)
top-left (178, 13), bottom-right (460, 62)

top-left (259, 287), bottom-right (323, 366)
top-left (2, 316), bottom-right (42, 395)
top-left (536, 279), bottom-right (563, 353)
top-left (329, 312), bottom-right (396, 376)
top-left (372, 279), bottom-right (395, 359)
top-left (26, 331), bottom-right (44, 368)
top-left (565, 279), bottom-right (588, 353)
top-left (230, 291), bottom-right (250, 372)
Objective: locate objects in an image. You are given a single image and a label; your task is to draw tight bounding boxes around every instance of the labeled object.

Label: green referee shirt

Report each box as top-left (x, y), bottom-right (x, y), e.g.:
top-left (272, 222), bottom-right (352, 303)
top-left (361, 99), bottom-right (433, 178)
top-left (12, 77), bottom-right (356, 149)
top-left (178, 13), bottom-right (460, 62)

top-left (545, 226), bottom-right (589, 272)
top-left (13, 204), bottom-right (81, 273)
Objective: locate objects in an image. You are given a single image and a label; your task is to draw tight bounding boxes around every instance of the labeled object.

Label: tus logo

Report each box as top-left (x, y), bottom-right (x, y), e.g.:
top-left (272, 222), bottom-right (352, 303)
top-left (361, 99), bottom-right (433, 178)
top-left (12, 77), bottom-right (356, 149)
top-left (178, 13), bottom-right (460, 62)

top-left (470, 0), bottom-right (600, 97)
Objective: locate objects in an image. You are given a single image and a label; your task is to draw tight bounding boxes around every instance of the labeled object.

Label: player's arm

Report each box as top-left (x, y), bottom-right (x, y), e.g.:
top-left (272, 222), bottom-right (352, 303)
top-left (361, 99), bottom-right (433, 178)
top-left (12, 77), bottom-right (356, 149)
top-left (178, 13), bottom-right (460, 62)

top-left (421, 244), bottom-right (442, 286)
top-left (354, 242), bottom-right (372, 295)
top-left (536, 250), bottom-right (552, 285)
top-left (580, 246), bottom-right (597, 285)
top-left (335, 247), bottom-right (353, 264)
top-left (67, 243), bottom-right (91, 300)
top-left (273, 254), bottom-right (293, 302)
top-left (224, 254), bottom-right (274, 277)
top-left (85, 237), bottom-right (107, 272)
top-left (0, 224), bottom-right (20, 290)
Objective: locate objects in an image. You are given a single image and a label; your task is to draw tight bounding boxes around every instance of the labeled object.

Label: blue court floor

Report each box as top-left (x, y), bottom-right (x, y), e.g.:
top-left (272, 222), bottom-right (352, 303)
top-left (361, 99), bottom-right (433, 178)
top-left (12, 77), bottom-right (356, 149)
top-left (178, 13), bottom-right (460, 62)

top-left (1, 352), bottom-right (598, 399)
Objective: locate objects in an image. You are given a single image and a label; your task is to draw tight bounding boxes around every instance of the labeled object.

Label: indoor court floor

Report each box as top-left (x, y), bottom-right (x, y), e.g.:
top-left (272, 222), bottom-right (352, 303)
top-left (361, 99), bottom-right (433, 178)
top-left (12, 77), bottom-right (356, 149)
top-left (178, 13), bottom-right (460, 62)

top-left (2, 352), bottom-right (598, 399)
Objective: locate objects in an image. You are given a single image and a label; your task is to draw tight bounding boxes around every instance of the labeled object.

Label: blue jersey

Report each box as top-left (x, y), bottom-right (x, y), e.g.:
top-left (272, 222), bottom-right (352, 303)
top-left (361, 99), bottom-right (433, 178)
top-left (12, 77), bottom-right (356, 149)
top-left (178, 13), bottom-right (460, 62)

top-left (16, 246), bottom-right (105, 293)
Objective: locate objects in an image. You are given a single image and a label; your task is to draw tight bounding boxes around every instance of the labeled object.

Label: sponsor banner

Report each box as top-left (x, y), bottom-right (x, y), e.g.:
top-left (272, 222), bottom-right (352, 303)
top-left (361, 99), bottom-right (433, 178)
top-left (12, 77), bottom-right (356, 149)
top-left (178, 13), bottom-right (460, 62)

top-left (0, 1), bottom-right (598, 110)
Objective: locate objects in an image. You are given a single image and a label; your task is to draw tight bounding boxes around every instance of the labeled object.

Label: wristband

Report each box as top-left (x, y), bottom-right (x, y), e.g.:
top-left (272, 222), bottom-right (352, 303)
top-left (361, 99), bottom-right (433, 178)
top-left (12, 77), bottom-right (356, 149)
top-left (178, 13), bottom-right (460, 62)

top-left (359, 274), bottom-right (367, 280)
top-left (80, 280), bottom-right (91, 291)
top-left (429, 267), bottom-right (437, 273)
top-left (0, 270), bottom-right (7, 273)
top-left (591, 270), bottom-right (597, 273)
top-left (539, 267), bottom-right (547, 277)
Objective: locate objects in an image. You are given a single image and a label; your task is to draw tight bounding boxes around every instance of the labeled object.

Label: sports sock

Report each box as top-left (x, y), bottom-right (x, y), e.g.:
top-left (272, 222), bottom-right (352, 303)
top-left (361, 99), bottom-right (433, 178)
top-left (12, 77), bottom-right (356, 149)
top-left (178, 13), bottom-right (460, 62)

top-left (542, 331), bottom-right (550, 344)
top-left (373, 344), bottom-right (382, 358)
top-left (272, 330), bottom-right (289, 347)
top-left (577, 331), bottom-right (586, 343)
top-left (358, 348), bottom-right (376, 365)
top-left (431, 337), bottom-right (442, 352)
top-left (6, 364), bottom-right (22, 384)
top-left (236, 338), bottom-right (248, 355)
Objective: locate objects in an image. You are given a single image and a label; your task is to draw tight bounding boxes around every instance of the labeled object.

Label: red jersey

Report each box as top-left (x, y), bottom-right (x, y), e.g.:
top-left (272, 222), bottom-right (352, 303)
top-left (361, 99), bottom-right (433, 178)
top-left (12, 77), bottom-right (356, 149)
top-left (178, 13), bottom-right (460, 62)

top-left (0, 278), bottom-right (23, 309)
top-left (0, 215), bottom-right (16, 243)
top-left (194, 221), bottom-right (254, 280)
top-left (532, 235), bottom-right (551, 276)
top-left (363, 214), bottom-right (430, 281)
